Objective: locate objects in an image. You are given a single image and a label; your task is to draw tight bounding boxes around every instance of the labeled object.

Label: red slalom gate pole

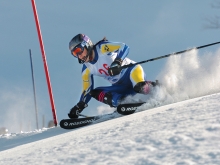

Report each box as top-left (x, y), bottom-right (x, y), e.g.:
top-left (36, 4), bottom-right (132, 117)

top-left (31, 0), bottom-right (58, 126)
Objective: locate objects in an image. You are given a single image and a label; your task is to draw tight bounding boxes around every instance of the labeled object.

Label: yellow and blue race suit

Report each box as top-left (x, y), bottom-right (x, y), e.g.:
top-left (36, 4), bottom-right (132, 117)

top-left (79, 40), bottom-right (148, 107)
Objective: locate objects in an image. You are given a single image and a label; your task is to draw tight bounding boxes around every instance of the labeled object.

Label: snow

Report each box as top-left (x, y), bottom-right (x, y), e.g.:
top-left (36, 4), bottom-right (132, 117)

top-left (1, 2), bottom-right (220, 164)
top-left (0, 93), bottom-right (220, 164)
top-left (0, 47), bottom-right (220, 164)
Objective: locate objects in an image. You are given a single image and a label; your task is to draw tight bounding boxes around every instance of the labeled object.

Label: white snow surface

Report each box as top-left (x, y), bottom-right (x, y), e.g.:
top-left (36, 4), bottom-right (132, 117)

top-left (1, 49), bottom-right (220, 164)
top-left (0, 93), bottom-right (220, 165)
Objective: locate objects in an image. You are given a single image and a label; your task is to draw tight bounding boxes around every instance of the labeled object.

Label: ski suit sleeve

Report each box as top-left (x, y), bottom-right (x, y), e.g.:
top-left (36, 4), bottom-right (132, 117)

top-left (99, 41), bottom-right (129, 60)
top-left (79, 64), bottom-right (94, 104)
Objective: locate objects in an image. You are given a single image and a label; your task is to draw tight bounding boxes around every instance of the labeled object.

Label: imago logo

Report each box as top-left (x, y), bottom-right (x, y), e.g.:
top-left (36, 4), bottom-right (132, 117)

top-left (121, 106), bottom-right (137, 112)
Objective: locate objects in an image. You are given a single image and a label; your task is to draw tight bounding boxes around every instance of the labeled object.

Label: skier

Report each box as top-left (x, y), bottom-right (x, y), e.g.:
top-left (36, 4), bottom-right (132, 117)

top-left (68, 34), bottom-right (157, 118)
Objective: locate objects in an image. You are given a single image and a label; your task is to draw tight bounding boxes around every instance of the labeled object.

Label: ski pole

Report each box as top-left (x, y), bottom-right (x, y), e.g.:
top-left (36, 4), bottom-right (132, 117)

top-left (121, 41), bottom-right (220, 69)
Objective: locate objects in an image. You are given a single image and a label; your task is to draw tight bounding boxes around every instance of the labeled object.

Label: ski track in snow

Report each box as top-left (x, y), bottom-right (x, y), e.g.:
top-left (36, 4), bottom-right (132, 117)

top-left (0, 93), bottom-right (220, 165)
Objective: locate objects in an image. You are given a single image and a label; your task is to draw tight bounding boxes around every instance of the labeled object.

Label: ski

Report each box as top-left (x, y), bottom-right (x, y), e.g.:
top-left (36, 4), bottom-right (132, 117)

top-left (117, 102), bottom-right (145, 115)
top-left (60, 102), bottom-right (145, 129)
top-left (60, 116), bottom-right (100, 129)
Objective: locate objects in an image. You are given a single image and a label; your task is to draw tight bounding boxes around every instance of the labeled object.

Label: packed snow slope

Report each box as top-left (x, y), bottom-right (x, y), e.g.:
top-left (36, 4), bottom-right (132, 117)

top-left (0, 92), bottom-right (220, 165)
top-left (0, 47), bottom-right (220, 164)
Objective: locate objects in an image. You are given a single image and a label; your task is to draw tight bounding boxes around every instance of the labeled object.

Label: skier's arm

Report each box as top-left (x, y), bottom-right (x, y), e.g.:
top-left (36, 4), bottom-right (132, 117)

top-left (79, 65), bottom-right (94, 104)
top-left (99, 41), bottom-right (130, 60)
top-left (99, 41), bottom-right (130, 76)
top-left (68, 65), bottom-right (93, 119)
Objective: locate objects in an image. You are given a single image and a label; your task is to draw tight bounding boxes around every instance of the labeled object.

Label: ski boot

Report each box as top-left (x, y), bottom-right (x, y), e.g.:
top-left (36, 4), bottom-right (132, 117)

top-left (68, 101), bottom-right (87, 119)
top-left (134, 80), bottom-right (159, 94)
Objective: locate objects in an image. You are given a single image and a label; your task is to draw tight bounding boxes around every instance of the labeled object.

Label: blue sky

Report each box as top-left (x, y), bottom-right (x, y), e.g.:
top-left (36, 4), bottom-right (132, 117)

top-left (0, 0), bottom-right (219, 130)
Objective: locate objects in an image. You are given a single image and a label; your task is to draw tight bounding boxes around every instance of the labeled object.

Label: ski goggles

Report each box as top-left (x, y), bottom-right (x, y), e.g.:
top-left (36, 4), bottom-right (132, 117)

top-left (71, 44), bottom-right (85, 58)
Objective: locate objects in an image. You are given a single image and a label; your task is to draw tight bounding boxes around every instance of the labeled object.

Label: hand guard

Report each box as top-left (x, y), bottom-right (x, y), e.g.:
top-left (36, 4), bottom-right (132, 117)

top-left (68, 101), bottom-right (88, 119)
top-left (108, 58), bottom-right (123, 76)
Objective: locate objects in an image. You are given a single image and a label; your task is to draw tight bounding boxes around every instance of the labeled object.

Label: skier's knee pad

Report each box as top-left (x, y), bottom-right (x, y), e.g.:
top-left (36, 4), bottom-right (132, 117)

top-left (90, 90), bottom-right (113, 107)
top-left (133, 81), bottom-right (151, 94)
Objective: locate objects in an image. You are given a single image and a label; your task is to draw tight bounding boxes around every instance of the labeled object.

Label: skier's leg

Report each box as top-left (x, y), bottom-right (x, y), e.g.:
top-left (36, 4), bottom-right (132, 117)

top-left (90, 84), bottom-right (134, 107)
top-left (130, 64), bottom-right (157, 94)
top-left (90, 89), bottom-right (123, 107)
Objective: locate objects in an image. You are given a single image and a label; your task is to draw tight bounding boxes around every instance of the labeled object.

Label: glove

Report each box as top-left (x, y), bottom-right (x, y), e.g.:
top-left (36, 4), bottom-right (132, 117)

top-left (68, 101), bottom-right (88, 119)
top-left (108, 58), bottom-right (123, 76)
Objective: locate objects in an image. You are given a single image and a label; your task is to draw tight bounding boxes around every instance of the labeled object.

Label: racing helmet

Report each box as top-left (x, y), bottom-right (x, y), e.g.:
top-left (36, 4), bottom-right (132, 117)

top-left (69, 34), bottom-right (93, 64)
